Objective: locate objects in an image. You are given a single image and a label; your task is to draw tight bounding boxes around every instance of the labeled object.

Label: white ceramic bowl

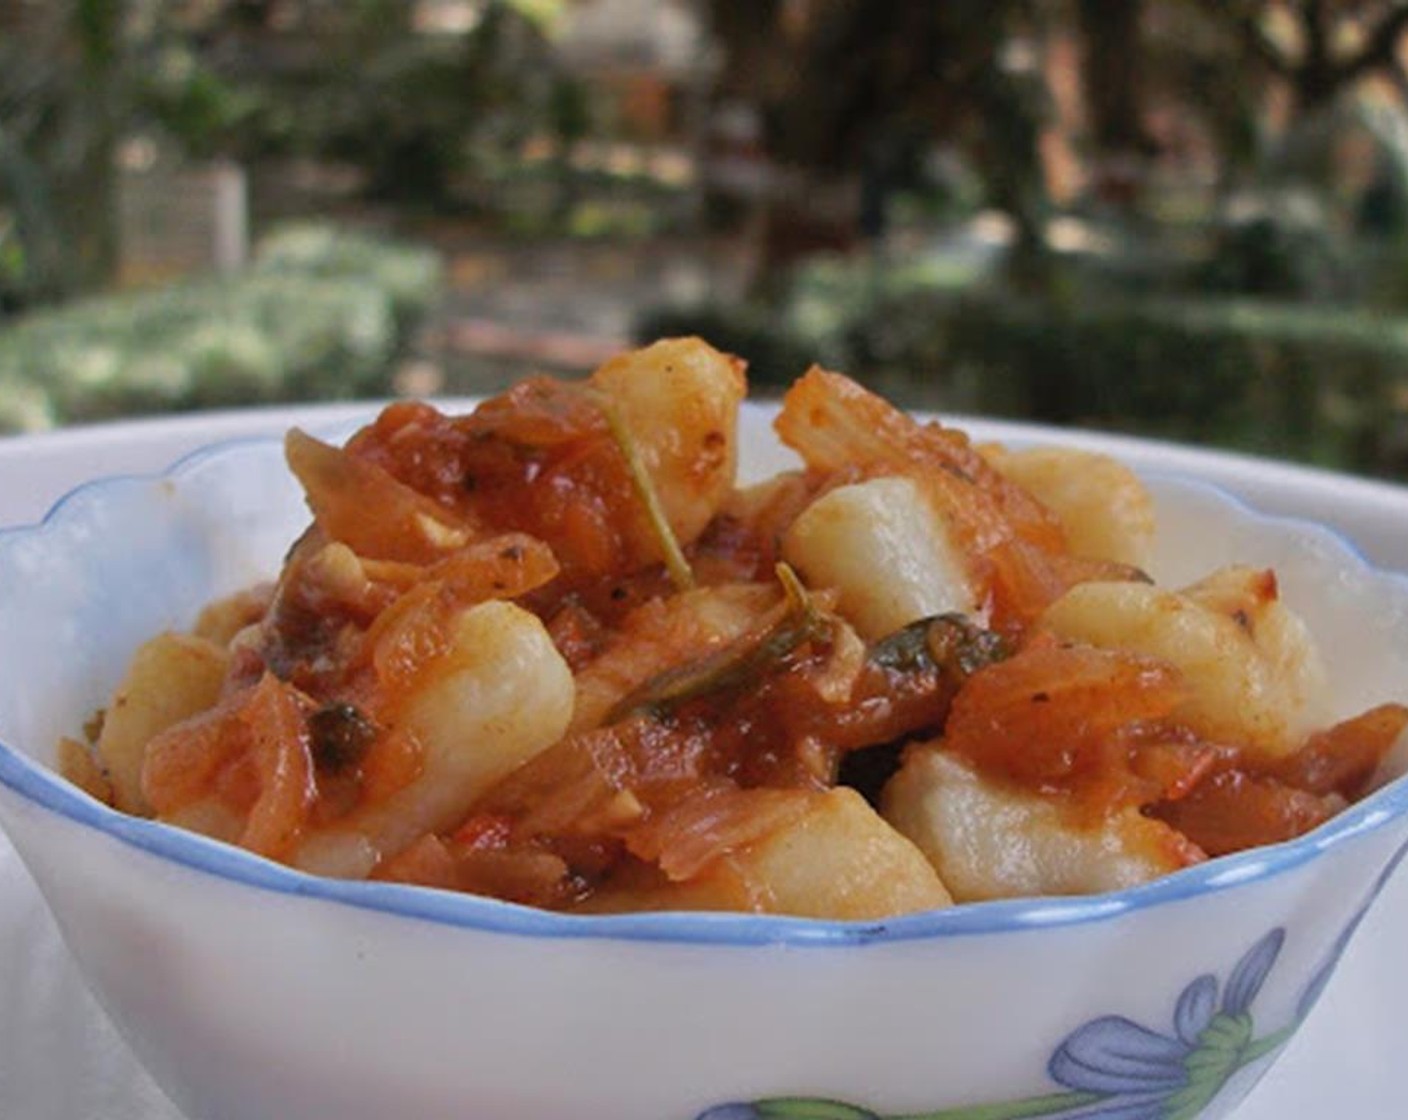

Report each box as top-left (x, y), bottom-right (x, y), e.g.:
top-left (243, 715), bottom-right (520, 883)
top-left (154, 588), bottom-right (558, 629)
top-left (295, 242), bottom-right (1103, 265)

top-left (1, 407), bottom-right (1407, 1120)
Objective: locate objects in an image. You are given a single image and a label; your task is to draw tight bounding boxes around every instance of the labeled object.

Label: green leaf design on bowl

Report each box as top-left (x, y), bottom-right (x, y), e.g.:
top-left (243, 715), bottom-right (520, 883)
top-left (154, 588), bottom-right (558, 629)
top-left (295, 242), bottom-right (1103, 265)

top-left (697, 926), bottom-right (1306, 1120)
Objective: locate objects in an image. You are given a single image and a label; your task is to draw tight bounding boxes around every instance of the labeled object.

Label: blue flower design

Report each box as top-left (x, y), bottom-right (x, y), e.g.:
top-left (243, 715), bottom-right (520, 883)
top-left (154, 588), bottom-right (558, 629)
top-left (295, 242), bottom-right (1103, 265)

top-left (695, 923), bottom-right (1334, 1120)
top-left (1046, 929), bottom-right (1284, 1119)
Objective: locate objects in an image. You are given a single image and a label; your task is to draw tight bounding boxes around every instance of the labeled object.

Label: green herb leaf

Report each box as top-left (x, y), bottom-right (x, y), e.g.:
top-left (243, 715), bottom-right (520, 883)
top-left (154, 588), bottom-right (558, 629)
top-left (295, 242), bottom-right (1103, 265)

top-left (605, 563), bottom-right (824, 722)
top-left (593, 388), bottom-right (695, 592)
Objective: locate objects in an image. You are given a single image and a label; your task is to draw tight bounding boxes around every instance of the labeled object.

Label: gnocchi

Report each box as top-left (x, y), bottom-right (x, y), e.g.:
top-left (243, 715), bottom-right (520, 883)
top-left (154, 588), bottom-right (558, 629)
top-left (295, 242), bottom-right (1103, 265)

top-left (979, 444), bottom-right (1155, 569)
top-left (97, 631), bottom-right (228, 815)
top-left (782, 475), bottom-right (981, 639)
top-left (63, 339), bottom-right (1407, 919)
top-left (1042, 567), bottom-right (1328, 758)
top-left (295, 600), bottom-right (574, 876)
top-left (883, 747), bottom-right (1198, 901)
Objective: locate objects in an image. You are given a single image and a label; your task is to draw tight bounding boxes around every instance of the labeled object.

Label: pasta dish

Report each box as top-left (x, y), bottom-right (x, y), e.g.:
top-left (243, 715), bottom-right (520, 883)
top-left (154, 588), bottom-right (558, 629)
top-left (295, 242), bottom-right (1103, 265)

top-left (60, 339), bottom-right (1407, 919)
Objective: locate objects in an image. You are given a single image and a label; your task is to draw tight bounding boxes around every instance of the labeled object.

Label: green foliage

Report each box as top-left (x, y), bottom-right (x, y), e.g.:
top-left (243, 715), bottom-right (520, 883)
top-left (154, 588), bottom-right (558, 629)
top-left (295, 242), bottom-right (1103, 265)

top-left (0, 225), bottom-right (443, 434)
top-left (634, 303), bottom-right (819, 389)
top-left (0, 0), bottom-right (127, 298)
top-left (0, 372), bottom-right (56, 432)
top-left (1196, 197), bottom-right (1349, 299)
top-left (252, 223), bottom-right (444, 337)
top-left (637, 286), bottom-right (1408, 480)
top-left (124, 0), bottom-right (576, 210)
top-left (325, 38), bottom-right (484, 204)
top-left (279, 1), bottom-right (566, 207)
top-left (137, 47), bottom-right (265, 161)
top-left (919, 293), bottom-right (1406, 476)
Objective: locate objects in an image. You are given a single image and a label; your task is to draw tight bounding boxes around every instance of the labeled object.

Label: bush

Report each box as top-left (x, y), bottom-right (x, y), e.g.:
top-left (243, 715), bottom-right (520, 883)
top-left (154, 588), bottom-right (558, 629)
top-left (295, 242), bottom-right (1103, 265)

top-left (252, 223), bottom-right (443, 340)
top-left (0, 224), bottom-right (443, 433)
top-left (1195, 196), bottom-right (1350, 301)
top-left (0, 372), bottom-right (54, 432)
top-left (633, 302), bottom-right (819, 389)
top-left (949, 296), bottom-right (1403, 470)
top-left (637, 289), bottom-right (1408, 480)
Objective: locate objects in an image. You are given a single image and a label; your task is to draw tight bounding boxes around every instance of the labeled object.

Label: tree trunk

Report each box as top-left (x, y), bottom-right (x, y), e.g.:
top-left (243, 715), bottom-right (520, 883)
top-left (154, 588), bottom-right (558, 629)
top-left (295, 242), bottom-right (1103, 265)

top-left (0, 124), bottom-right (66, 302)
top-left (61, 0), bottom-right (123, 290)
top-left (1077, 0), bottom-right (1156, 156)
top-left (1077, 0), bottom-right (1160, 219)
top-left (1291, 0), bottom-right (1342, 114)
top-left (746, 172), bottom-right (856, 304)
top-left (970, 62), bottom-right (1055, 297)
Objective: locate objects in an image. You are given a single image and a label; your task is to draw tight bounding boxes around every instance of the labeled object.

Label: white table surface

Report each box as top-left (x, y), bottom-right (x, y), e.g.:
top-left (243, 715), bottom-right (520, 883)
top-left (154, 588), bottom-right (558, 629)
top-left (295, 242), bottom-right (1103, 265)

top-left (0, 403), bottom-right (1405, 1119)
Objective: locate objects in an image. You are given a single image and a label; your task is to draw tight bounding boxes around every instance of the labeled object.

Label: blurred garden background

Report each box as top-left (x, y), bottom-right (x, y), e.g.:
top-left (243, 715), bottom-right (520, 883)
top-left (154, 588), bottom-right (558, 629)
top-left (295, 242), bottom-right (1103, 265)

top-left (7, 0), bottom-right (1408, 479)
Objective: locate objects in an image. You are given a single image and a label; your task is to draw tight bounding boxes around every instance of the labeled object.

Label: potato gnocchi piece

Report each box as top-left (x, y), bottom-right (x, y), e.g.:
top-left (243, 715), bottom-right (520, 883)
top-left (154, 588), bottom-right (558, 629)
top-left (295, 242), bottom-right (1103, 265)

top-left (590, 336), bottom-right (746, 555)
top-left (1042, 566), bottom-right (1328, 758)
top-left (294, 600), bottom-right (574, 877)
top-left (57, 736), bottom-right (114, 805)
top-left (979, 444), bottom-right (1155, 569)
top-left (726, 787), bottom-right (954, 918)
top-left (782, 475), bottom-right (981, 640)
top-left (192, 585), bottom-right (274, 648)
top-left (588, 788), bottom-right (953, 919)
top-left (96, 631), bottom-right (229, 815)
top-left (1183, 567), bottom-right (1326, 719)
top-left (882, 747), bottom-right (1200, 901)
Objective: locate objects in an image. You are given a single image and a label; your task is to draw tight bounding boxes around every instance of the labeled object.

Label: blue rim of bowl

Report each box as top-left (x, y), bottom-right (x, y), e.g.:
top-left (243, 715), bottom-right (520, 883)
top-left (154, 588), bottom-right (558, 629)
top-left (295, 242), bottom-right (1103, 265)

top-left (1, 427), bottom-right (1407, 948)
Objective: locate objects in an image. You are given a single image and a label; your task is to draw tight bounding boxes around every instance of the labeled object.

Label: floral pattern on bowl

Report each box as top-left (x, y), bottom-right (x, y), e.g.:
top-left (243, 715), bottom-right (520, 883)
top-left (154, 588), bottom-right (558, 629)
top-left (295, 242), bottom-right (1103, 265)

top-left (697, 837), bottom-right (1408, 1120)
top-left (4, 415), bottom-right (1408, 1120)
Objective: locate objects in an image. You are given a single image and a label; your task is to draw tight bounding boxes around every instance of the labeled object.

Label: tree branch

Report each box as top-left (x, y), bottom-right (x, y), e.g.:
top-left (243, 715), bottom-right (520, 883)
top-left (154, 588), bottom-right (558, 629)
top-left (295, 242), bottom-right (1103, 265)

top-left (1301, 0), bottom-right (1331, 72)
top-left (1191, 0), bottom-right (1294, 77)
top-left (1387, 54), bottom-right (1408, 104)
top-left (1338, 2), bottom-right (1408, 86)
